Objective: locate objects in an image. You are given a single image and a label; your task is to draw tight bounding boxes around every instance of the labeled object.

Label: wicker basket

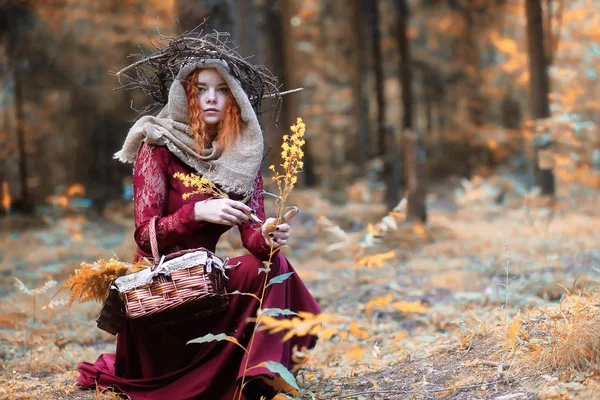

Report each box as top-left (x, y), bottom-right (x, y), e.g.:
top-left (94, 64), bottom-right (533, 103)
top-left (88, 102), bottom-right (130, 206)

top-left (98, 216), bottom-right (235, 332)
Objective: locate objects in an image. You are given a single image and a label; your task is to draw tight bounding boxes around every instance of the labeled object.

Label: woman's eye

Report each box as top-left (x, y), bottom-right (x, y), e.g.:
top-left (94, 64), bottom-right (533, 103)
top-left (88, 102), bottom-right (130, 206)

top-left (197, 87), bottom-right (206, 92)
top-left (218, 88), bottom-right (229, 93)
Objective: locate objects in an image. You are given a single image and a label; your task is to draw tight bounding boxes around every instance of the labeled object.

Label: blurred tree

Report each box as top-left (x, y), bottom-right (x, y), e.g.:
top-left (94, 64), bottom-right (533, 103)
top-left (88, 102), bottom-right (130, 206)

top-left (174, 0), bottom-right (236, 40)
top-left (0, 0), bottom-right (35, 213)
top-left (280, 0), bottom-right (361, 201)
top-left (0, 105), bottom-right (6, 216)
top-left (364, 0), bottom-right (400, 209)
top-left (356, 0), bottom-right (373, 168)
top-left (526, 0), bottom-right (555, 196)
top-left (252, 0), bottom-right (296, 181)
top-left (395, 0), bottom-right (426, 222)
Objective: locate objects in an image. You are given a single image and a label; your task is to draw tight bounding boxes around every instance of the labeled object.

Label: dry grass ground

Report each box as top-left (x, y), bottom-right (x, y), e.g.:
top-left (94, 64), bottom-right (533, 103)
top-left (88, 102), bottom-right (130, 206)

top-left (1, 175), bottom-right (600, 399)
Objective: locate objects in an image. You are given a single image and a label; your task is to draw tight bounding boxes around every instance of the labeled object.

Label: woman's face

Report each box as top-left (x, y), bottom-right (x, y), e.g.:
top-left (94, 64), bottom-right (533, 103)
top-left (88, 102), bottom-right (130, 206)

top-left (196, 68), bottom-right (230, 128)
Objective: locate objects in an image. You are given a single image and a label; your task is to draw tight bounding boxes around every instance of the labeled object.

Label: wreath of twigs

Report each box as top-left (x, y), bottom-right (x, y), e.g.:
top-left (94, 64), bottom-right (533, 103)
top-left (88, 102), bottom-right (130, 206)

top-left (111, 22), bottom-right (297, 123)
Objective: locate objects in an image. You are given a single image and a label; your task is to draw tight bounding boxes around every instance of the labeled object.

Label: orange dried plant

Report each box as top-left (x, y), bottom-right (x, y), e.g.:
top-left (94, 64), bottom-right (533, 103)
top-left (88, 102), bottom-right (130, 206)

top-left (55, 258), bottom-right (148, 306)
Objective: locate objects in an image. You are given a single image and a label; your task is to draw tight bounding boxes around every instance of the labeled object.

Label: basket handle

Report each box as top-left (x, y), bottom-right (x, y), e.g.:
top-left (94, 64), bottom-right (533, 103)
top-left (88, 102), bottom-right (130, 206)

top-left (148, 215), bottom-right (161, 267)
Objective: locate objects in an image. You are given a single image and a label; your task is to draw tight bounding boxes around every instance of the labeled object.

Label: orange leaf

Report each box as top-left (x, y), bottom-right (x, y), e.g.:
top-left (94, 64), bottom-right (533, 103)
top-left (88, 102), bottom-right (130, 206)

top-left (365, 293), bottom-right (393, 318)
top-left (391, 301), bottom-right (428, 314)
top-left (343, 344), bottom-right (367, 362)
top-left (350, 321), bottom-right (370, 339)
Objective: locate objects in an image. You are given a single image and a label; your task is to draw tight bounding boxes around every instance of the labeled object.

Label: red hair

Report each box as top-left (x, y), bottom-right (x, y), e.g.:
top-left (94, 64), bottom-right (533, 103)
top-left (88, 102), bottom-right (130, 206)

top-left (184, 68), bottom-right (242, 153)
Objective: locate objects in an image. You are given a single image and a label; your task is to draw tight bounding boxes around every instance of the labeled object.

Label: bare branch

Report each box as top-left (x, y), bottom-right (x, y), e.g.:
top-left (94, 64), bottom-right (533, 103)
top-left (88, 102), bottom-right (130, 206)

top-left (111, 21), bottom-right (283, 118)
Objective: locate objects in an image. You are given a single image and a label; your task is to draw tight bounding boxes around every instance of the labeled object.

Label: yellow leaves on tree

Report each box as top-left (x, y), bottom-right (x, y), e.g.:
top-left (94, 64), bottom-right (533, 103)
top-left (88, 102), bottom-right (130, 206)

top-left (66, 184), bottom-right (85, 197)
top-left (46, 195), bottom-right (69, 209)
top-left (44, 183), bottom-right (86, 209)
top-left (55, 258), bottom-right (147, 306)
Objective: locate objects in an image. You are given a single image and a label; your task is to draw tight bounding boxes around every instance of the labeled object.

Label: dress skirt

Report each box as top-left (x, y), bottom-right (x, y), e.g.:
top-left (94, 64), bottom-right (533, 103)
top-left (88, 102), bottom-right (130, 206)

top-left (77, 253), bottom-right (320, 400)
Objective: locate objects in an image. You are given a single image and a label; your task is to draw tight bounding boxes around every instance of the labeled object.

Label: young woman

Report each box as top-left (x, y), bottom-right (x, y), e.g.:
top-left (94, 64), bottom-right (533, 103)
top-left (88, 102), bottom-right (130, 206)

top-left (76, 59), bottom-right (321, 400)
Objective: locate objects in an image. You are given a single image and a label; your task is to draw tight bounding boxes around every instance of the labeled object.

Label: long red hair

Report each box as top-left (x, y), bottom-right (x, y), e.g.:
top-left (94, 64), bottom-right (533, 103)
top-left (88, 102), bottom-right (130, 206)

top-left (184, 68), bottom-right (242, 153)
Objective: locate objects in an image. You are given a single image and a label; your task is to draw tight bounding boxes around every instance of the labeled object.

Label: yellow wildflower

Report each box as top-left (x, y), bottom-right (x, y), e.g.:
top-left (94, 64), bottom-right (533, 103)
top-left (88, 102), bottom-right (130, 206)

top-left (173, 172), bottom-right (228, 200)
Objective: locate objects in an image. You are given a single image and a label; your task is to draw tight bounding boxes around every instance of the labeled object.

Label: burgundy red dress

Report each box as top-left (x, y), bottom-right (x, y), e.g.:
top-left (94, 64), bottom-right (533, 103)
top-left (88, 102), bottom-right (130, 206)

top-left (77, 143), bottom-right (321, 400)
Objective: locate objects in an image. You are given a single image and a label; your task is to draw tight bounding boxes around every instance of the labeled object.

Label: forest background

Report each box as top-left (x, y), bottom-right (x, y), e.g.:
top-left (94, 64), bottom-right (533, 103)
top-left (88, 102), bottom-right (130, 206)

top-left (1, 0), bottom-right (600, 399)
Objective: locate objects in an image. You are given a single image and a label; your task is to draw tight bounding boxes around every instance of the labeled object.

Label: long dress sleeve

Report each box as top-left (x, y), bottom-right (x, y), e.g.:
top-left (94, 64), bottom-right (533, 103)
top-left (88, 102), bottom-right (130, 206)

top-left (133, 143), bottom-right (202, 256)
top-left (238, 171), bottom-right (272, 259)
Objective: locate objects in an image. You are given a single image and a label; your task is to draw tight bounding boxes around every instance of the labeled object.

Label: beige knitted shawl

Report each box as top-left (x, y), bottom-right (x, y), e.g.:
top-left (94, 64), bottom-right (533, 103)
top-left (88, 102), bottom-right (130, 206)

top-left (114, 59), bottom-right (263, 196)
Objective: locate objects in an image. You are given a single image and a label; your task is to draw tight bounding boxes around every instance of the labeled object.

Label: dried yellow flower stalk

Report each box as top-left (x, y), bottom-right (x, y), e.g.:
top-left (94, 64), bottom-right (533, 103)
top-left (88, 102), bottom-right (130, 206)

top-left (173, 172), bottom-right (229, 200)
top-left (269, 117), bottom-right (305, 205)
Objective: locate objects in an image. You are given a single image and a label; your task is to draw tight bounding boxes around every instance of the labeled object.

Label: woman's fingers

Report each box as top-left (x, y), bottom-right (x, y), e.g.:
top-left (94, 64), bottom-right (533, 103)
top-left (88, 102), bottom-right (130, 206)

top-left (275, 223), bottom-right (290, 232)
top-left (276, 229), bottom-right (289, 242)
top-left (261, 217), bottom-right (295, 247)
top-left (224, 205), bottom-right (251, 225)
top-left (282, 207), bottom-right (299, 223)
top-left (229, 199), bottom-right (252, 214)
top-left (267, 222), bottom-right (290, 246)
top-left (219, 213), bottom-right (238, 226)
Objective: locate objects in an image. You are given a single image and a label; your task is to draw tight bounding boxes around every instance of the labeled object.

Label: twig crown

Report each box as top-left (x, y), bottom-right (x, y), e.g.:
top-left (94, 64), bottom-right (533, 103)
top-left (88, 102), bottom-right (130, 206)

top-left (112, 23), bottom-right (284, 116)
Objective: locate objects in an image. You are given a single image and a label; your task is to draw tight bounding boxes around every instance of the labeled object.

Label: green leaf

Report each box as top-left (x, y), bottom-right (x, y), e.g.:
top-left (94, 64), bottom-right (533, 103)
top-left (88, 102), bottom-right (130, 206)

top-left (262, 361), bottom-right (300, 391)
top-left (229, 290), bottom-right (259, 301)
top-left (187, 333), bottom-right (246, 353)
top-left (261, 308), bottom-right (298, 317)
top-left (267, 272), bottom-right (295, 287)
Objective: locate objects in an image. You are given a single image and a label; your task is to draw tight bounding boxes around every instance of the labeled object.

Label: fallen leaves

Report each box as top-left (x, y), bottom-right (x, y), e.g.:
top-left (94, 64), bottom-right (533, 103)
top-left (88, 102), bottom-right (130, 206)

top-left (354, 251), bottom-right (396, 269)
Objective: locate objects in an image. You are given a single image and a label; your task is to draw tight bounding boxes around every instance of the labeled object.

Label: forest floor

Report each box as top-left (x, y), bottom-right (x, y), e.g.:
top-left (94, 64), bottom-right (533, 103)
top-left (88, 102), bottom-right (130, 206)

top-left (1, 173), bottom-right (600, 400)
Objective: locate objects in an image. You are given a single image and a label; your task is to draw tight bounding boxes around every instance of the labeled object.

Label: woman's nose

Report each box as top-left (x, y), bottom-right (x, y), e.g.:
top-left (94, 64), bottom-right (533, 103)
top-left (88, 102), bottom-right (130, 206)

top-left (206, 89), bottom-right (217, 103)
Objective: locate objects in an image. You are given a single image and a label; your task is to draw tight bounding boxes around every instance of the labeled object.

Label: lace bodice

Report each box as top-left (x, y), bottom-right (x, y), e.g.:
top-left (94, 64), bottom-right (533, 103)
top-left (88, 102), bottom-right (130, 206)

top-left (132, 143), bottom-right (271, 260)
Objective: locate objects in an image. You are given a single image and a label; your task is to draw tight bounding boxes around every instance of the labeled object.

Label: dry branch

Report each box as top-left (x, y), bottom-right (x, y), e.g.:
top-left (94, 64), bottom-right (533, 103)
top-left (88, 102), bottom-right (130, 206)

top-left (111, 23), bottom-right (285, 117)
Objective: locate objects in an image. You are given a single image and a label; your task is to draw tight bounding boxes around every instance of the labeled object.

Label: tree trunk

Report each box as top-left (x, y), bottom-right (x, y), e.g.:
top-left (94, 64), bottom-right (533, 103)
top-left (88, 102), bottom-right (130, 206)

top-left (0, 99), bottom-right (8, 216)
top-left (0, 173), bottom-right (5, 216)
top-left (351, 0), bottom-right (369, 171)
top-left (385, 127), bottom-right (403, 210)
top-left (356, 0), bottom-right (370, 167)
top-left (463, 10), bottom-right (484, 128)
top-left (526, 0), bottom-right (555, 196)
top-left (365, 0), bottom-right (386, 158)
top-left (13, 69), bottom-right (33, 213)
top-left (256, 0), bottom-right (287, 165)
top-left (234, 0), bottom-right (258, 57)
top-left (174, 0), bottom-right (236, 38)
top-left (280, 0), bottom-right (317, 187)
top-left (424, 89), bottom-right (433, 138)
top-left (396, 0), bottom-right (426, 221)
top-left (397, 0), bottom-right (413, 130)
top-left (367, 0), bottom-right (400, 209)
top-left (402, 129), bottom-right (427, 221)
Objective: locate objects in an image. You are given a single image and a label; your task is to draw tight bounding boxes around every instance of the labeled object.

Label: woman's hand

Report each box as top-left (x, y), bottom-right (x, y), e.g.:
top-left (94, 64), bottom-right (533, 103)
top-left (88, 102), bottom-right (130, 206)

top-left (194, 199), bottom-right (253, 226)
top-left (262, 208), bottom-right (299, 247)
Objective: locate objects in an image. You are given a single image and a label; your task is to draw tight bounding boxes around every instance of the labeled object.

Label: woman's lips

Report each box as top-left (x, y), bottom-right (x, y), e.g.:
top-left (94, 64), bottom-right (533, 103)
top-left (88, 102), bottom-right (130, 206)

top-left (205, 109), bottom-right (218, 113)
